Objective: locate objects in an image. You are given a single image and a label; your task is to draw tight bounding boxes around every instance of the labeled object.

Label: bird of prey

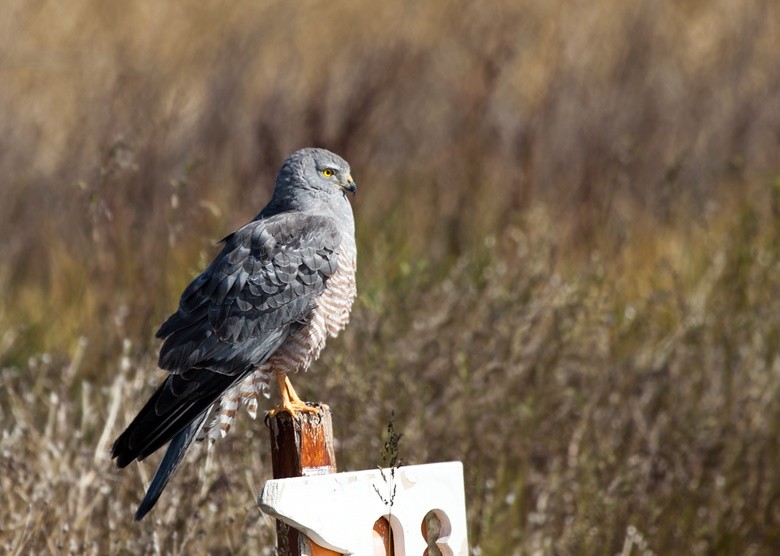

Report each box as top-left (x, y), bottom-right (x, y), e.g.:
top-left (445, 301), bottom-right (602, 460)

top-left (111, 148), bottom-right (357, 520)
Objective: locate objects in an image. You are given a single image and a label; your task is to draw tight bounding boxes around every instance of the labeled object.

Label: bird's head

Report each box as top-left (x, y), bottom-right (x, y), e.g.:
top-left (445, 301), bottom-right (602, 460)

top-left (277, 148), bottom-right (357, 199)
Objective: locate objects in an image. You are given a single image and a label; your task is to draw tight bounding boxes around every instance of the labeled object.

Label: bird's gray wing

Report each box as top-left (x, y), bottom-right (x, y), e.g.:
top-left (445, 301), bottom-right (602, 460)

top-left (111, 212), bottom-right (342, 469)
top-left (157, 211), bottom-right (342, 375)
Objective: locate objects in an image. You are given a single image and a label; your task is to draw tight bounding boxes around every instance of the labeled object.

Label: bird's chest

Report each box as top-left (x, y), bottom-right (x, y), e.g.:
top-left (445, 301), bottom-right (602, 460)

top-left (264, 250), bottom-right (357, 374)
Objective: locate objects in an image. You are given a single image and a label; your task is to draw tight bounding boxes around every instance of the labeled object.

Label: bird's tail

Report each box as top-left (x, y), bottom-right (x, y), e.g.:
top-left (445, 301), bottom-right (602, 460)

top-left (134, 412), bottom-right (208, 521)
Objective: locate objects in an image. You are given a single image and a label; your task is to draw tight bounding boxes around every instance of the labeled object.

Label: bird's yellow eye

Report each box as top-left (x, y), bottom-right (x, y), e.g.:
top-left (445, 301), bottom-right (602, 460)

top-left (321, 168), bottom-right (334, 178)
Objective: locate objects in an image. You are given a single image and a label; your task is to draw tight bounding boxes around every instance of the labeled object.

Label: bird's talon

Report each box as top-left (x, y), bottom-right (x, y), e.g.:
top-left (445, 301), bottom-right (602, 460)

top-left (267, 398), bottom-right (323, 419)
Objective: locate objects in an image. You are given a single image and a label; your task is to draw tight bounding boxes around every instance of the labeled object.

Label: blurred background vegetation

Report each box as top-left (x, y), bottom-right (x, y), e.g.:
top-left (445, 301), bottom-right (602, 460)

top-left (1, 0), bottom-right (779, 553)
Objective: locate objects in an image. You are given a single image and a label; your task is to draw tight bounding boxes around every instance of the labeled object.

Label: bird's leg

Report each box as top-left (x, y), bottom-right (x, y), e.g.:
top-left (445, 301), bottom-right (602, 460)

top-left (268, 372), bottom-right (321, 417)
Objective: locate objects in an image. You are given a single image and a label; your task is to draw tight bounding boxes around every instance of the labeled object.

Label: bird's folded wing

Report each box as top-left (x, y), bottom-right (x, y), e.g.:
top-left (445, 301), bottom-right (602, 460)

top-left (157, 211), bottom-right (342, 375)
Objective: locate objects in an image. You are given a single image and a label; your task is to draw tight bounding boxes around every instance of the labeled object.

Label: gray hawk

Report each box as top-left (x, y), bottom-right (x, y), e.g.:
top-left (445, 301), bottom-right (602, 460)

top-left (111, 148), bottom-right (357, 520)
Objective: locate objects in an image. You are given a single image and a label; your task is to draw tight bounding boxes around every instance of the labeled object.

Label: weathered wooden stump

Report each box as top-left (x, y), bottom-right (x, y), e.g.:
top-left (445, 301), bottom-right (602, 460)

top-left (267, 404), bottom-right (340, 556)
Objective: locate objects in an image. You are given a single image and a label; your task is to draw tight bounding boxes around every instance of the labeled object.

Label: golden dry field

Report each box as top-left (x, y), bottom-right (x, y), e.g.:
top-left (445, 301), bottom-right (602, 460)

top-left (1, 0), bottom-right (780, 554)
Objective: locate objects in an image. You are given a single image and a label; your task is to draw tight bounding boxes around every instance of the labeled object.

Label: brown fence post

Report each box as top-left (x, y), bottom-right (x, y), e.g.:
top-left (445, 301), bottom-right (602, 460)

top-left (267, 405), bottom-right (339, 556)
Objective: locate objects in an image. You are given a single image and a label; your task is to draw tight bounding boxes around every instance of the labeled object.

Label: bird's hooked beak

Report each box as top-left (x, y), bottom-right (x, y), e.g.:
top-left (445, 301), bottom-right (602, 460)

top-left (341, 174), bottom-right (357, 196)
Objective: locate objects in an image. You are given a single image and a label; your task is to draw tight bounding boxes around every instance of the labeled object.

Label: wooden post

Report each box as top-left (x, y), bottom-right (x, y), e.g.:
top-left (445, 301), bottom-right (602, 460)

top-left (266, 404), bottom-right (395, 555)
top-left (268, 405), bottom-right (339, 556)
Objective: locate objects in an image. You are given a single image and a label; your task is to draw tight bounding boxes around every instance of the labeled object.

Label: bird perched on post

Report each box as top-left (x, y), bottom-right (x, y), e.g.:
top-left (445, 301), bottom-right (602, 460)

top-left (111, 148), bottom-right (358, 520)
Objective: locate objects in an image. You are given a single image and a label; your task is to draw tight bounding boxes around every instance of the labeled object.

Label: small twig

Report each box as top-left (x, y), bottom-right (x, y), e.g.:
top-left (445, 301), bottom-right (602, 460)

top-left (372, 410), bottom-right (404, 553)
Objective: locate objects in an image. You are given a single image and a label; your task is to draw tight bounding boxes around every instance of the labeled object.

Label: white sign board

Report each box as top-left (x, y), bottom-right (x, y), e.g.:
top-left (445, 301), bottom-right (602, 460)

top-left (258, 461), bottom-right (469, 555)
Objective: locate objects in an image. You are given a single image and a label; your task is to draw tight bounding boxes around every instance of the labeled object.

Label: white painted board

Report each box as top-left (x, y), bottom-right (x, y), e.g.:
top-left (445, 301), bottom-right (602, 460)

top-left (258, 461), bottom-right (469, 555)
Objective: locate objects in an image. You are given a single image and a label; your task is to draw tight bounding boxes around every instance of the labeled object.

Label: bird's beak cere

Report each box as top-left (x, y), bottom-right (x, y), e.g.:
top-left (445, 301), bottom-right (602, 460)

top-left (341, 174), bottom-right (357, 195)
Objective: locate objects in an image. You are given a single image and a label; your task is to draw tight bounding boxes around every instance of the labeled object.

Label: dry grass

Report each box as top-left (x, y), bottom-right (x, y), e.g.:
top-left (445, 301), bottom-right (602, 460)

top-left (1, 0), bottom-right (780, 554)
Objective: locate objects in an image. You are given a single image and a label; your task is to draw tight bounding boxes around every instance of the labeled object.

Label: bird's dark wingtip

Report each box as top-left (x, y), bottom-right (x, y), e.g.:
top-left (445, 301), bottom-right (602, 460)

top-left (111, 428), bottom-right (139, 468)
